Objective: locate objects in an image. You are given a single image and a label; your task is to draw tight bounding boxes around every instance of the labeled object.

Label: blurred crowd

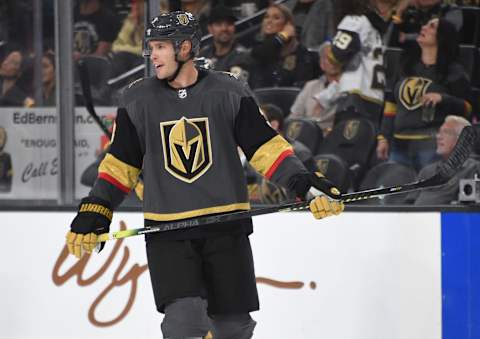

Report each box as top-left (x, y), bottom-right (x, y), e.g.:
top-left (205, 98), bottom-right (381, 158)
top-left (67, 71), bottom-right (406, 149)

top-left (1, 0), bottom-right (480, 205)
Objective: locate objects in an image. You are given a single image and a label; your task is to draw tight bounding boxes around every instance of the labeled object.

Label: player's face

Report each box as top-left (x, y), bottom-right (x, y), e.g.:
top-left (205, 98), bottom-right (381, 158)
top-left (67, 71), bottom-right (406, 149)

top-left (149, 40), bottom-right (178, 79)
top-left (436, 121), bottom-right (459, 158)
top-left (262, 7), bottom-right (287, 35)
top-left (208, 20), bottom-right (235, 45)
top-left (417, 18), bottom-right (438, 47)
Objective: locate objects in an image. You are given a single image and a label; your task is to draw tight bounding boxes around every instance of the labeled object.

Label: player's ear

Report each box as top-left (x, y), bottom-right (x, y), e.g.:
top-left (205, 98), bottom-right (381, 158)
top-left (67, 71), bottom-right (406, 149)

top-left (179, 40), bottom-right (193, 59)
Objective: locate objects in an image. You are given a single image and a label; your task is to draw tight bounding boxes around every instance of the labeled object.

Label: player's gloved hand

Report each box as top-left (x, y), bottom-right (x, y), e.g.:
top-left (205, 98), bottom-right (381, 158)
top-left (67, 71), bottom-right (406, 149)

top-left (292, 172), bottom-right (344, 219)
top-left (66, 196), bottom-right (112, 258)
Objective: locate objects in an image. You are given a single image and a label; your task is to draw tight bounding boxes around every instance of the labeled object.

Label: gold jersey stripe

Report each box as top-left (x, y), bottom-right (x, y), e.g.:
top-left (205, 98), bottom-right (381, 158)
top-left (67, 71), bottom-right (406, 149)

top-left (98, 153), bottom-right (141, 191)
top-left (249, 135), bottom-right (293, 177)
top-left (384, 101), bottom-right (397, 115)
top-left (144, 202), bottom-right (251, 221)
top-left (394, 133), bottom-right (434, 140)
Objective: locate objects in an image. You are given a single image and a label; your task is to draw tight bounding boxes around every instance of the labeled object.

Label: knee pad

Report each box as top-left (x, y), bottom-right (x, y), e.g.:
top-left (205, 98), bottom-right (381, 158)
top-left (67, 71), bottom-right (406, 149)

top-left (210, 313), bottom-right (256, 339)
top-left (161, 297), bottom-right (210, 338)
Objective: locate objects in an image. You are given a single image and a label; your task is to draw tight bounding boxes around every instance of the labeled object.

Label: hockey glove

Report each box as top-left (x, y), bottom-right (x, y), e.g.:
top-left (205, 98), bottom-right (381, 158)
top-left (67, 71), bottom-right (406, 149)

top-left (292, 172), bottom-right (344, 219)
top-left (66, 196), bottom-right (112, 258)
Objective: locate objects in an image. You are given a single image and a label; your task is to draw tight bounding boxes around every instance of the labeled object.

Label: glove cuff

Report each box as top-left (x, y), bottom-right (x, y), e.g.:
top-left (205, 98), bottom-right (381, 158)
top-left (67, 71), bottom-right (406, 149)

top-left (78, 196), bottom-right (113, 222)
top-left (290, 172), bottom-right (342, 200)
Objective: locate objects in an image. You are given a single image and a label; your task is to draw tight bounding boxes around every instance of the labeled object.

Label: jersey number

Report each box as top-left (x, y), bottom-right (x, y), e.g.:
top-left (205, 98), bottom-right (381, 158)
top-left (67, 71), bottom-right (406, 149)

top-left (333, 31), bottom-right (352, 50)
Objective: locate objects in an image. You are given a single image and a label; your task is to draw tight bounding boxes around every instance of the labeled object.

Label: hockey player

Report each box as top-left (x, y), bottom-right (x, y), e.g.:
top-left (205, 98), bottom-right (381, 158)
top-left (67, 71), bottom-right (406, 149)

top-left (66, 11), bottom-right (343, 339)
top-left (326, 0), bottom-right (391, 127)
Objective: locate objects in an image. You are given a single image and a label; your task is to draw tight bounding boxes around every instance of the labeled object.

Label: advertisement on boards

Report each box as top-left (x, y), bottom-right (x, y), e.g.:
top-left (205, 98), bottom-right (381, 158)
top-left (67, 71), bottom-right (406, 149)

top-left (0, 107), bottom-right (116, 200)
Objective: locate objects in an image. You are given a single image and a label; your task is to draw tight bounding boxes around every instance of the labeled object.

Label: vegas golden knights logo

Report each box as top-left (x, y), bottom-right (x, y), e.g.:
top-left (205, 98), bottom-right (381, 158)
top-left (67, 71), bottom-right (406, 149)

top-left (160, 117), bottom-right (212, 183)
top-left (177, 14), bottom-right (189, 25)
top-left (343, 120), bottom-right (360, 140)
top-left (286, 121), bottom-right (302, 140)
top-left (315, 159), bottom-right (329, 175)
top-left (399, 77), bottom-right (432, 110)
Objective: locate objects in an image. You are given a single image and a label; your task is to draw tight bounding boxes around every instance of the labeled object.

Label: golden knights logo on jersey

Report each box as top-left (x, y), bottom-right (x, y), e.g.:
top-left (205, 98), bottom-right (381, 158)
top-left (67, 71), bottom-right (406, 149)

top-left (160, 117), bottom-right (212, 183)
top-left (399, 77), bottom-right (432, 110)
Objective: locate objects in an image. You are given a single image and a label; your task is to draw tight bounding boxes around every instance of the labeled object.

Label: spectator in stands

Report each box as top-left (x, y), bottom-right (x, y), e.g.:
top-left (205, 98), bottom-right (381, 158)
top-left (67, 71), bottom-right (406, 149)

top-left (298, 0), bottom-right (335, 49)
top-left (247, 3), bottom-right (320, 89)
top-left (39, 50), bottom-right (56, 106)
top-left (391, 0), bottom-right (463, 45)
top-left (73, 0), bottom-right (121, 60)
top-left (325, 0), bottom-right (393, 127)
top-left (0, 50), bottom-right (33, 107)
top-left (412, 115), bottom-right (480, 205)
top-left (377, 18), bottom-right (472, 172)
top-left (290, 42), bottom-right (342, 134)
top-left (109, 0), bottom-right (144, 77)
top-left (198, 5), bottom-right (250, 79)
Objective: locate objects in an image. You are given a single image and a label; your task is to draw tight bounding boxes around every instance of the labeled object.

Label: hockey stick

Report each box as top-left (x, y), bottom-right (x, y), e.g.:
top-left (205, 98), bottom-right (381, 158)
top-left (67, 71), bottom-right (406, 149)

top-left (97, 125), bottom-right (477, 242)
top-left (77, 58), bottom-right (112, 138)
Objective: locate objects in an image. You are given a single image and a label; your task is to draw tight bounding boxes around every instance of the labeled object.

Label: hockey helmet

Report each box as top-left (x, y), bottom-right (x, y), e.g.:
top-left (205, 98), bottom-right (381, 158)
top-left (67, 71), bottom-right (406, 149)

top-left (143, 11), bottom-right (201, 58)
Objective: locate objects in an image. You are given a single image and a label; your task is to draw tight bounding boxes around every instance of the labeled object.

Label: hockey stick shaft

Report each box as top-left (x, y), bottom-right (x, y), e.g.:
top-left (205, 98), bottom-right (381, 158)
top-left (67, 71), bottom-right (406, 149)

top-left (77, 59), bottom-right (112, 138)
top-left (97, 126), bottom-right (477, 242)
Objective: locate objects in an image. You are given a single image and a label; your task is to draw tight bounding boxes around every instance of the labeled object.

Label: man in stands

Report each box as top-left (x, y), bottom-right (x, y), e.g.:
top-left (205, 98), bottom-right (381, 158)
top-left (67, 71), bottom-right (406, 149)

top-left (198, 5), bottom-right (250, 79)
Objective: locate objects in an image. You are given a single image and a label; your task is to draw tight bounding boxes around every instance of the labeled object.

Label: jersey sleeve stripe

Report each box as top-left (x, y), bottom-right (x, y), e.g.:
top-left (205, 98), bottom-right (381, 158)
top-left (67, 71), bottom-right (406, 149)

top-left (98, 173), bottom-right (131, 193)
top-left (249, 135), bottom-right (294, 178)
top-left (264, 149), bottom-right (295, 179)
top-left (98, 153), bottom-right (140, 192)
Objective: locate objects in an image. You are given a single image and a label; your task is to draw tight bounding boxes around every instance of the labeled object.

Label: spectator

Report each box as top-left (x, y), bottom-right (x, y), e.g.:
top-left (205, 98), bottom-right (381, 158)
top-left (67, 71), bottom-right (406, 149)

top-left (198, 5), bottom-right (249, 78)
top-left (39, 50), bottom-right (56, 106)
top-left (391, 0), bottom-right (463, 45)
top-left (290, 42), bottom-right (342, 134)
top-left (299, 0), bottom-right (335, 49)
top-left (412, 116), bottom-right (480, 205)
top-left (377, 18), bottom-right (472, 172)
top-left (326, 0), bottom-right (392, 127)
top-left (248, 4), bottom-right (320, 89)
top-left (0, 50), bottom-right (34, 107)
top-left (73, 0), bottom-right (121, 60)
top-left (0, 126), bottom-right (12, 193)
top-left (109, 0), bottom-right (144, 77)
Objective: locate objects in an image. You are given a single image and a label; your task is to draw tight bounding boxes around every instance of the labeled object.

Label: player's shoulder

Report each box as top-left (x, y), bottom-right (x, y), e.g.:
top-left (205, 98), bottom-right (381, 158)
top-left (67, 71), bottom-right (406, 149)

top-left (121, 77), bottom-right (157, 103)
top-left (207, 69), bottom-right (250, 94)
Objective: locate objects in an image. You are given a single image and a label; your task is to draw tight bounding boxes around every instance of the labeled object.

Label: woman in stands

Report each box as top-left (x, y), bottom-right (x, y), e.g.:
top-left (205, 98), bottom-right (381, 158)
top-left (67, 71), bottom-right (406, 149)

top-left (40, 50), bottom-right (56, 106)
top-left (376, 18), bottom-right (472, 172)
top-left (0, 49), bottom-right (34, 107)
top-left (247, 3), bottom-right (319, 89)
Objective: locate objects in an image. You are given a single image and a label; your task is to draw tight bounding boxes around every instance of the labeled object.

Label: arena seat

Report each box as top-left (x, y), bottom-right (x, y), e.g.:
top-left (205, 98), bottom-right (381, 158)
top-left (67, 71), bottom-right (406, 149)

top-left (313, 153), bottom-right (351, 193)
top-left (284, 117), bottom-right (323, 155)
top-left (355, 161), bottom-right (417, 205)
top-left (316, 118), bottom-right (376, 188)
top-left (460, 6), bottom-right (480, 45)
top-left (254, 87), bottom-right (301, 117)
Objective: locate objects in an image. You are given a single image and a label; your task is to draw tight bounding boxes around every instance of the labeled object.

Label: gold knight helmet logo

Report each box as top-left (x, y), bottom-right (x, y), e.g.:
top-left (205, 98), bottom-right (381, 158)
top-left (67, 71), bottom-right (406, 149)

top-left (160, 117), bottom-right (212, 183)
top-left (177, 13), bottom-right (189, 25)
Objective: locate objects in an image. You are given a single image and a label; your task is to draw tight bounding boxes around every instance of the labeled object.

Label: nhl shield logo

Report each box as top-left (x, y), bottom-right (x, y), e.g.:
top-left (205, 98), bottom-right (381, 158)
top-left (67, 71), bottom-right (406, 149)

top-left (343, 120), bottom-right (360, 140)
top-left (177, 13), bottom-right (189, 26)
top-left (160, 117), bottom-right (212, 183)
top-left (399, 77), bottom-right (432, 110)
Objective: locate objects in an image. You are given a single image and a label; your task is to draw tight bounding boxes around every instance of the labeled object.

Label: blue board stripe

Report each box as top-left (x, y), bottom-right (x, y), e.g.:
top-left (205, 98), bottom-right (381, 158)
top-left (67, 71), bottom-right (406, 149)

top-left (441, 212), bottom-right (480, 339)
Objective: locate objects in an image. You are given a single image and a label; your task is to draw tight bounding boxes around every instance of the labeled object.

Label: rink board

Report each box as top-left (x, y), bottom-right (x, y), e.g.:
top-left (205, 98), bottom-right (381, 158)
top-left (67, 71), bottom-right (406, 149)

top-left (1, 211), bottom-right (478, 339)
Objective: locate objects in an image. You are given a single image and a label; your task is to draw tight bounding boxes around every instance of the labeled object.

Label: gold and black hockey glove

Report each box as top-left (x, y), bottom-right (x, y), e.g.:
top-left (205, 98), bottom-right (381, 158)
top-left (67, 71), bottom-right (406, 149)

top-left (292, 172), bottom-right (344, 219)
top-left (66, 196), bottom-right (112, 258)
